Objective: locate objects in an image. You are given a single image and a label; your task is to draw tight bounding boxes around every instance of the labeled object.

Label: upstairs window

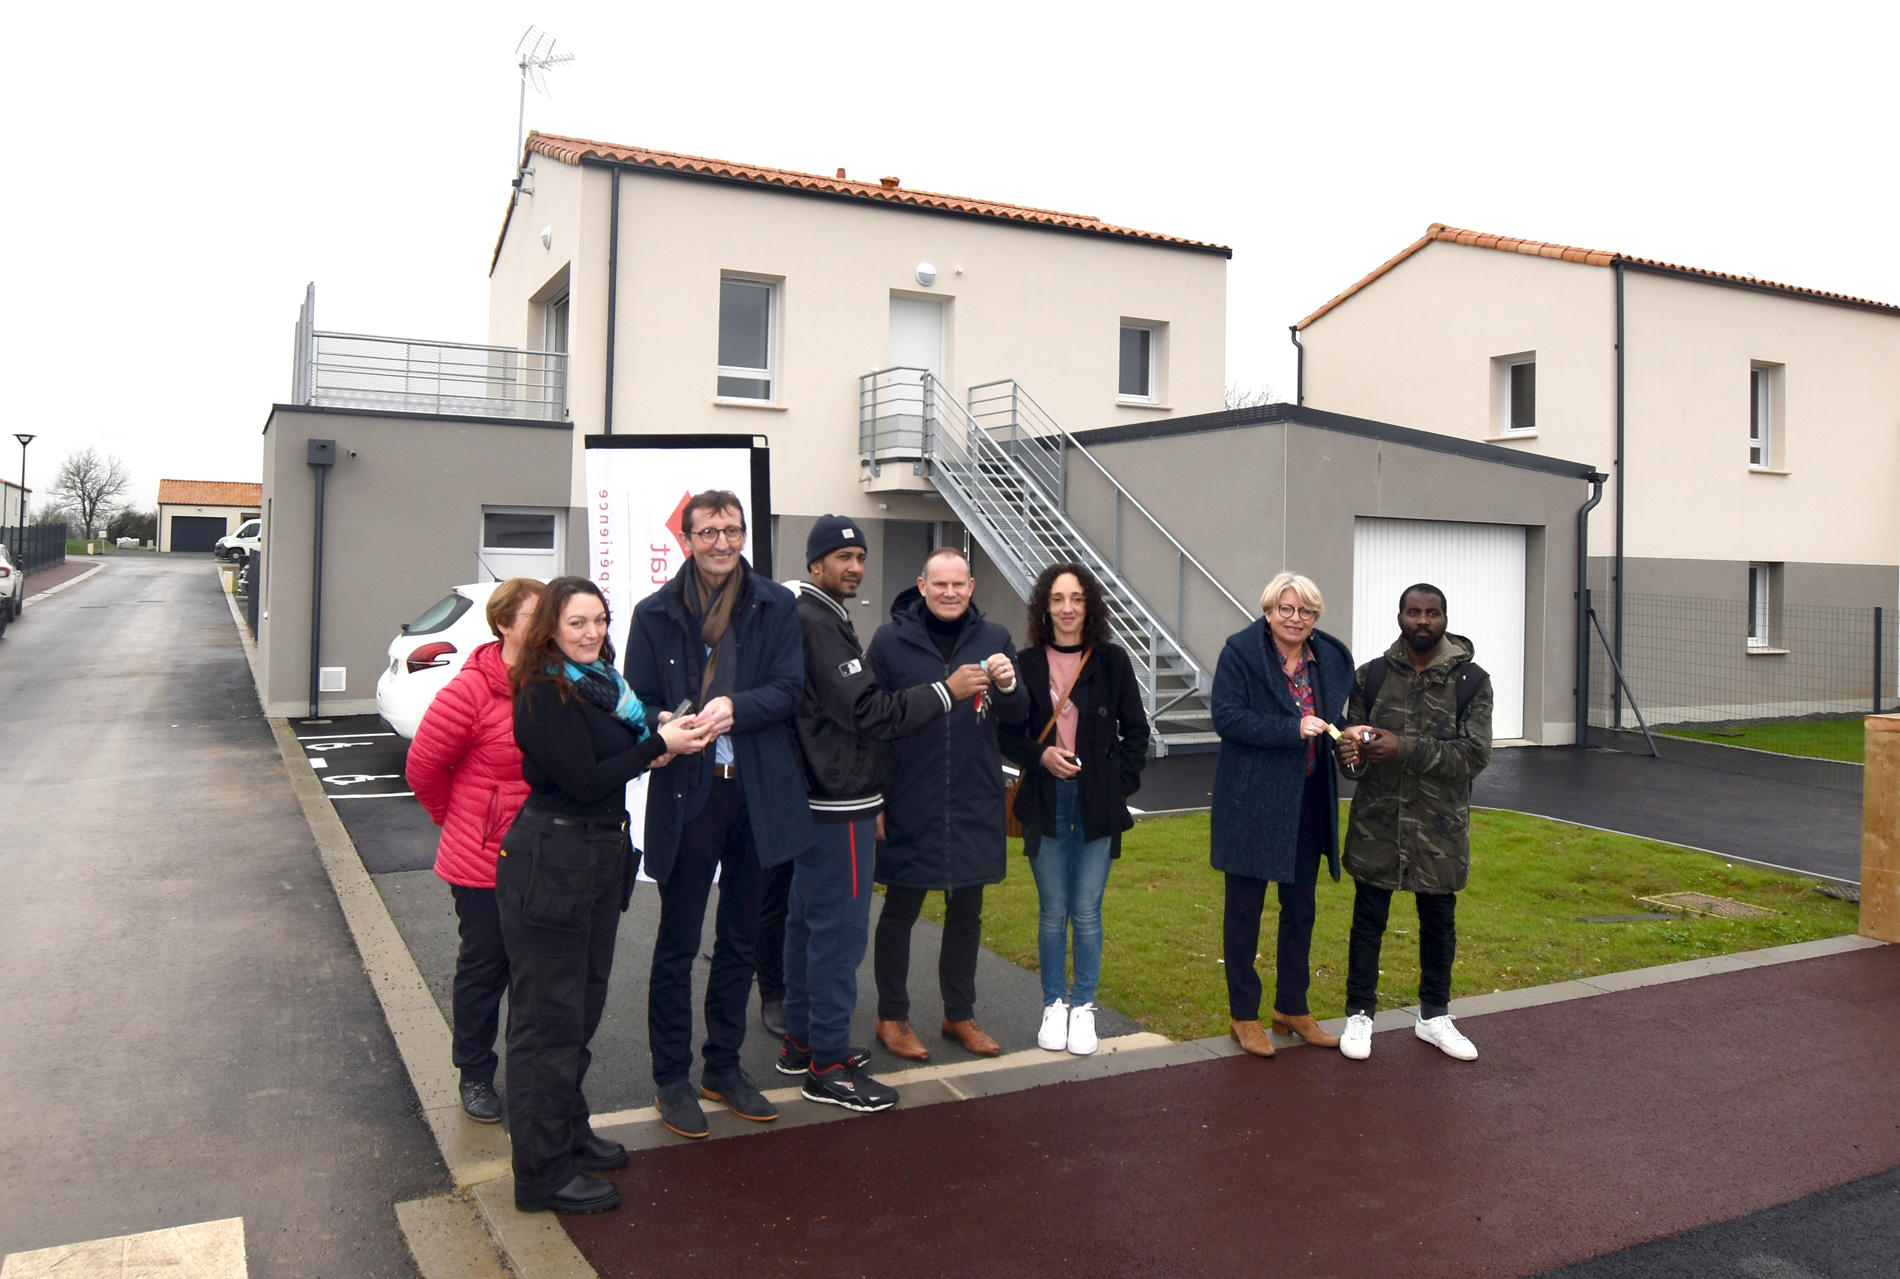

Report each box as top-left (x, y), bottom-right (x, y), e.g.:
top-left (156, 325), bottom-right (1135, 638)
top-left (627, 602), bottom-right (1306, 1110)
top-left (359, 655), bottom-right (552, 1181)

top-left (1119, 322), bottom-right (1157, 401)
top-left (717, 277), bottom-right (776, 401)
top-left (1508, 359), bottom-right (1536, 432)
top-left (1749, 364), bottom-right (1776, 467)
top-left (544, 293), bottom-right (569, 353)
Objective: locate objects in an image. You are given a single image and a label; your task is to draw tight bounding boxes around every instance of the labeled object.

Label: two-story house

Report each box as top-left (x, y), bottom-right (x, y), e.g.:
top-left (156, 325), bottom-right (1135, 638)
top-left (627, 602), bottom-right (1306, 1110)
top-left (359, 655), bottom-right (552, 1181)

top-left (1294, 224), bottom-right (1900, 728)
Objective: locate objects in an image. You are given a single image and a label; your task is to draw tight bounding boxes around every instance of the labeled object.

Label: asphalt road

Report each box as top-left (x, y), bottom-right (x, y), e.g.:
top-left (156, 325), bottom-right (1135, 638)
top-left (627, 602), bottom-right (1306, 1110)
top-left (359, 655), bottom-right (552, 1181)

top-left (0, 558), bottom-right (443, 1274)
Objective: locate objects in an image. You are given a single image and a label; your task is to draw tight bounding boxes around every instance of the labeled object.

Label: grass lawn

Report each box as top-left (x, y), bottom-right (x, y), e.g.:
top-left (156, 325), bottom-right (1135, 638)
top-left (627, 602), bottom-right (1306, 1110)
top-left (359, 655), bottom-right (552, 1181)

top-left (921, 808), bottom-right (1859, 1043)
top-left (1659, 718), bottom-right (1865, 763)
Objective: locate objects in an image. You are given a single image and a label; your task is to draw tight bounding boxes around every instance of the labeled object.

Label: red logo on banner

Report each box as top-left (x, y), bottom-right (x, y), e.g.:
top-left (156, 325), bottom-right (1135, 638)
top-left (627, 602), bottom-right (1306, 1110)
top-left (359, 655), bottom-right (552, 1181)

top-left (665, 491), bottom-right (692, 546)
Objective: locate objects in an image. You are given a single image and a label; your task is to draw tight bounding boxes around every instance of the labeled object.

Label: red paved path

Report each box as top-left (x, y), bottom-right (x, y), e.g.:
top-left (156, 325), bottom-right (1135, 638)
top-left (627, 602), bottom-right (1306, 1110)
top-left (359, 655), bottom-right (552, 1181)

top-left (23, 559), bottom-right (98, 598)
top-left (563, 945), bottom-right (1900, 1278)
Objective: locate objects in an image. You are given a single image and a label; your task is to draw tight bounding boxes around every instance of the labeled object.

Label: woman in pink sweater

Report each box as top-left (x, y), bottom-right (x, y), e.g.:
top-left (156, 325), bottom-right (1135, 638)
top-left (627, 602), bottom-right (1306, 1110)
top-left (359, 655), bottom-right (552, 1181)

top-left (406, 577), bottom-right (543, 1123)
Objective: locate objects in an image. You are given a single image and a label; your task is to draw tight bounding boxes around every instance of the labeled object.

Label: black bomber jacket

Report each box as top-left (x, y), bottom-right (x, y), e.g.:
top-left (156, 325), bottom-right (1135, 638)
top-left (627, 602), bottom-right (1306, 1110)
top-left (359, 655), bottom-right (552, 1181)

top-left (789, 583), bottom-right (952, 819)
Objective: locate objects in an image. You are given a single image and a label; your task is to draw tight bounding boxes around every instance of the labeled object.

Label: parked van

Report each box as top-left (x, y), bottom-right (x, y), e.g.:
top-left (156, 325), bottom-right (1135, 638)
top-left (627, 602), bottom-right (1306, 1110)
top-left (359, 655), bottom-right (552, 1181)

top-left (215, 518), bottom-right (261, 561)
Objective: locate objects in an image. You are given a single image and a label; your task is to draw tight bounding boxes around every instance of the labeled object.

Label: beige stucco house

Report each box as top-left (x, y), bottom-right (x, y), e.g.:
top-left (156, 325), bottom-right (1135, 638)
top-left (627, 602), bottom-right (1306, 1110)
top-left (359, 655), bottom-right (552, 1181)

top-left (1295, 224), bottom-right (1900, 728)
top-left (488, 133), bottom-right (1230, 621)
top-left (1296, 223), bottom-right (1900, 608)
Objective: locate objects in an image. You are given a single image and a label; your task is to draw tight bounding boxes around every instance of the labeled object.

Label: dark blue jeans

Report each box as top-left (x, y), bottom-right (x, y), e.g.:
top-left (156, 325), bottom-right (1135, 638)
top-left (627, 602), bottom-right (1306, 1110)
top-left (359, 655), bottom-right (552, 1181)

top-left (1030, 781), bottom-right (1114, 1007)
top-left (782, 816), bottom-right (877, 1068)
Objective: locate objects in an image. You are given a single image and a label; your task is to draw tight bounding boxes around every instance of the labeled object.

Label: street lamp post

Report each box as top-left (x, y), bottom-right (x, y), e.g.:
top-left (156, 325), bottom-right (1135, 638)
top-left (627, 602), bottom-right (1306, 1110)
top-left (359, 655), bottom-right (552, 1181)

top-left (13, 434), bottom-right (33, 569)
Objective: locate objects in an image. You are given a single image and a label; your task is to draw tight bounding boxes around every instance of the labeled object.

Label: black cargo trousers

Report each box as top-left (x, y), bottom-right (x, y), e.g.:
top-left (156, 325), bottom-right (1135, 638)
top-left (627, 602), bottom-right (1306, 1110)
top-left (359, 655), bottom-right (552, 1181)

top-left (495, 807), bottom-right (633, 1201)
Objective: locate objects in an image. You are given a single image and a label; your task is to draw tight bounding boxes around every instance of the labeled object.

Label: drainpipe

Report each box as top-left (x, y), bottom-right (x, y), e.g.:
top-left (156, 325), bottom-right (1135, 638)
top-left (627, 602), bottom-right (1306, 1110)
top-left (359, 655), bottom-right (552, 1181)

top-left (1288, 325), bottom-right (1304, 405)
top-left (602, 166), bottom-right (621, 434)
top-left (1575, 470), bottom-right (1608, 746)
top-left (307, 439), bottom-right (336, 719)
top-left (1612, 259), bottom-right (1626, 727)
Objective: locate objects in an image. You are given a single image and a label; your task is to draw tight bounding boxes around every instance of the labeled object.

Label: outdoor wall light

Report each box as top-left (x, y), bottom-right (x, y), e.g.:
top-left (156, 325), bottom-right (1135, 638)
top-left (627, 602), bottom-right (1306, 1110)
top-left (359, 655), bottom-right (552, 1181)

top-left (540, 227), bottom-right (552, 249)
top-left (915, 263), bottom-right (936, 286)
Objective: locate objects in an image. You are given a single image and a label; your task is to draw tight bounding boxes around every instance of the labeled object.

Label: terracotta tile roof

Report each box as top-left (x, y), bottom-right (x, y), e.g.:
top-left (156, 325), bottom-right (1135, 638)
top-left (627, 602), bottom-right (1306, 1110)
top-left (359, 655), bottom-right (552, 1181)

top-left (1298, 223), bottom-right (1898, 328)
top-left (495, 133), bottom-right (1228, 267)
top-left (157, 479), bottom-right (262, 507)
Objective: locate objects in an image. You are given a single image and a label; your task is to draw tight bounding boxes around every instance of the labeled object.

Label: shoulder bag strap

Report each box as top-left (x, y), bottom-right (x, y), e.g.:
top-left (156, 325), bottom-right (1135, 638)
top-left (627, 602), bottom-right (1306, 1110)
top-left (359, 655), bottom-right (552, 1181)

top-left (1036, 647), bottom-right (1094, 745)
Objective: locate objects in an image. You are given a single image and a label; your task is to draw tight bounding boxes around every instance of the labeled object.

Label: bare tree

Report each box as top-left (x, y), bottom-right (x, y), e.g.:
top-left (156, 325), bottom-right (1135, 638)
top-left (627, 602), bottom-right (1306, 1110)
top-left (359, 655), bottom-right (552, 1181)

top-left (48, 447), bottom-right (132, 538)
top-left (1224, 381), bottom-right (1278, 410)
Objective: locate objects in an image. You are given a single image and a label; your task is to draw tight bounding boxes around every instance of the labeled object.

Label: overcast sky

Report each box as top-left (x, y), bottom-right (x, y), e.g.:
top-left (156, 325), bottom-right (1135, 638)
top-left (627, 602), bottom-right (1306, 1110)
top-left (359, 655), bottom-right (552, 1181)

top-left (6, 1), bottom-right (1895, 509)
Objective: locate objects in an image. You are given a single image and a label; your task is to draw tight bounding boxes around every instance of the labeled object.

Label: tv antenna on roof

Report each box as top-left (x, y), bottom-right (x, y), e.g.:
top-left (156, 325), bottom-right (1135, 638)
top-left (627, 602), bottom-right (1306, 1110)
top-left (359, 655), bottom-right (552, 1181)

top-left (514, 27), bottom-right (574, 180)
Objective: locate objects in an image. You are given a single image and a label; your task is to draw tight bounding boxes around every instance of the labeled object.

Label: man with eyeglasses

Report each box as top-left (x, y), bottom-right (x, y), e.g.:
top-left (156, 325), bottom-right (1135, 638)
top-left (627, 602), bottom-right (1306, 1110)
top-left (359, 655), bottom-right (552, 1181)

top-left (626, 489), bottom-right (815, 1139)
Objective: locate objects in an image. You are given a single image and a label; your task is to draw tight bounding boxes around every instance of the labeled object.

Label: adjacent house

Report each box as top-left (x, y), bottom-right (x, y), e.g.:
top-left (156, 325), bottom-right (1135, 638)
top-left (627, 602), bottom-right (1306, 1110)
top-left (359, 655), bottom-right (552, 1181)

top-left (1, 478), bottom-right (26, 532)
top-left (1294, 224), bottom-right (1900, 728)
top-left (156, 479), bottom-right (262, 552)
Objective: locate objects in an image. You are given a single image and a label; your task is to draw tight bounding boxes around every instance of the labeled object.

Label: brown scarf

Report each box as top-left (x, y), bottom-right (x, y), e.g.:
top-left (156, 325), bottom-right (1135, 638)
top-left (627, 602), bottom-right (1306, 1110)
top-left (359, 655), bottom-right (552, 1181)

top-left (683, 559), bottom-right (744, 706)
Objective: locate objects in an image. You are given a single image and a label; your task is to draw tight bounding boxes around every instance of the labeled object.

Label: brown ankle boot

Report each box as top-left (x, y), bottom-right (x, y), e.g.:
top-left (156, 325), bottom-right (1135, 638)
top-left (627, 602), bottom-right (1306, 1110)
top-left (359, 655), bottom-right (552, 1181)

top-left (1272, 1011), bottom-right (1340, 1048)
top-left (1230, 1019), bottom-right (1275, 1057)
top-left (876, 1020), bottom-right (930, 1060)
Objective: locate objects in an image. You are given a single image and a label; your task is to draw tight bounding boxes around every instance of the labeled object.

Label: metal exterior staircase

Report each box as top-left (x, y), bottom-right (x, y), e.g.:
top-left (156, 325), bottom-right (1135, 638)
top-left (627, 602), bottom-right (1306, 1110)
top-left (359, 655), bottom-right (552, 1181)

top-left (860, 370), bottom-right (1252, 754)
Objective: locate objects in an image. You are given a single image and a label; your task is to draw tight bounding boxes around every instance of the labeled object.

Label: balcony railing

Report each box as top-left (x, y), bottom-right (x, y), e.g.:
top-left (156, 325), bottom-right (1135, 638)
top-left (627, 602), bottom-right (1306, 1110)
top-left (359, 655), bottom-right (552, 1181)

top-left (289, 287), bottom-right (566, 422)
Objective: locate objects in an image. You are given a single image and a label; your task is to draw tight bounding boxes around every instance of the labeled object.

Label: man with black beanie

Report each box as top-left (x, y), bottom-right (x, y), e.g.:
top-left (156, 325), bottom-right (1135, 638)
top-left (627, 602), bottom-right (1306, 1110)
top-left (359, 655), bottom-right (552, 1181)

top-left (780, 515), bottom-right (990, 1110)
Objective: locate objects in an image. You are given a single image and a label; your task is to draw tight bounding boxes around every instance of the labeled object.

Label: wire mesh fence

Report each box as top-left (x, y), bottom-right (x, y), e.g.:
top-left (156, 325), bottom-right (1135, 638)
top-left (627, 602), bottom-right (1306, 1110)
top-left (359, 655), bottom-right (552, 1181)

top-left (1586, 591), bottom-right (1891, 781)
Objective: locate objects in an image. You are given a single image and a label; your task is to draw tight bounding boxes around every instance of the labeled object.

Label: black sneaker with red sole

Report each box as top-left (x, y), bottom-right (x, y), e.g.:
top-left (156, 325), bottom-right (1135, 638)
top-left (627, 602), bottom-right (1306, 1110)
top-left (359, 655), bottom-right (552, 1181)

top-left (775, 1037), bottom-right (872, 1076)
top-left (801, 1061), bottom-right (899, 1113)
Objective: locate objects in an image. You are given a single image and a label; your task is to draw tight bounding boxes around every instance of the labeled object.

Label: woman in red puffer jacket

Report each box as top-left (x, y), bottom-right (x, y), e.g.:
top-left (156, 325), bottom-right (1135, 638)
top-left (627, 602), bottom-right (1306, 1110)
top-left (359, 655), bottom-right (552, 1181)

top-left (406, 576), bottom-right (543, 1124)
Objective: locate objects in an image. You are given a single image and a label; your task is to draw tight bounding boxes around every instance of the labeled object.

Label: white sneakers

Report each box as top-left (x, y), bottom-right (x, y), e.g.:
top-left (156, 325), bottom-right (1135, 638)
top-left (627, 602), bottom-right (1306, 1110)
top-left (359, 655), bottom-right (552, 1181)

top-left (1067, 1002), bottom-right (1098, 1056)
top-left (1339, 1013), bottom-right (1374, 1060)
top-left (1038, 999), bottom-right (1069, 1051)
top-left (1415, 1014), bottom-right (1478, 1060)
top-left (1036, 999), bottom-right (1100, 1055)
top-left (1339, 1011), bottom-right (1480, 1061)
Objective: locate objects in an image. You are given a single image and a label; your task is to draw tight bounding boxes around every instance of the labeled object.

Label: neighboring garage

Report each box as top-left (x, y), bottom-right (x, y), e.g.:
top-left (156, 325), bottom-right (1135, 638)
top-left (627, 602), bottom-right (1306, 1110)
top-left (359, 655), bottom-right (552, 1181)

top-left (257, 404), bottom-right (574, 718)
top-left (1064, 402), bottom-right (1603, 745)
top-left (156, 478), bottom-right (262, 553)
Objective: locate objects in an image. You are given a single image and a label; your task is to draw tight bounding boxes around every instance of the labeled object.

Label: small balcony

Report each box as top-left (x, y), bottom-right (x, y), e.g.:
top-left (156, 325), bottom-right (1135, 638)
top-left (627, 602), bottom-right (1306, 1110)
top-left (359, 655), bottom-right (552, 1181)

top-left (289, 289), bottom-right (566, 423)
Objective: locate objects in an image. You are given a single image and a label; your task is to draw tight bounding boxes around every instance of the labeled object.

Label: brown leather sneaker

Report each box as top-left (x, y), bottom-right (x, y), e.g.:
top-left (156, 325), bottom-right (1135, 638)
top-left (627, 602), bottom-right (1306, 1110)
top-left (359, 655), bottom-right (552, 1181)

top-left (876, 1019), bottom-right (931, 1060)
top-left (940, 1018), bottom-right (1002, 1056)
top-left (1230, 1018), bottom-right (1275, 1057)
top-left (1272, 1010), bottom-right (1340, 1048)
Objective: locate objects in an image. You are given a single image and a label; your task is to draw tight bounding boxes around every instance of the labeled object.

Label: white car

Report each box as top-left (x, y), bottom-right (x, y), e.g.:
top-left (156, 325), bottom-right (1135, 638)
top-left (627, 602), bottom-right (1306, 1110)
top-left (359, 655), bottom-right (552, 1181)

top-left (375, 582), bottom-right (503, 738)
top-left (0, 544), bottom-right (23, 629)
top-left (215, 518), bottom-right (261, 561)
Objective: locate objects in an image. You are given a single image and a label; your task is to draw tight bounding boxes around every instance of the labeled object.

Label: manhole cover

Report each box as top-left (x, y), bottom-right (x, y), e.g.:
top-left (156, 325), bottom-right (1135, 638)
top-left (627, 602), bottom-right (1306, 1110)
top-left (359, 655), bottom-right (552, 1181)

top-left (1816, 884), bottom-right (1861, 903)
top-left (1638, 892), bottom-right (1776, 919)
top-left (1576, 913), bottom-right (1676, 923)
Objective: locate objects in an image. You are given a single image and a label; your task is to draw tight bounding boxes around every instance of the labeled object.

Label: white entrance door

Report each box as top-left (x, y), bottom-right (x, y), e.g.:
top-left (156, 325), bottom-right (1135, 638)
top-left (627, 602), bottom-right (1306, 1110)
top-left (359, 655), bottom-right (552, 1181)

top-left (883, 297), bottom-right (945, 458)
top-left (1351, 517), bottom-right (1526, 740)
top-left (478, 507), bottom-right (562, 583)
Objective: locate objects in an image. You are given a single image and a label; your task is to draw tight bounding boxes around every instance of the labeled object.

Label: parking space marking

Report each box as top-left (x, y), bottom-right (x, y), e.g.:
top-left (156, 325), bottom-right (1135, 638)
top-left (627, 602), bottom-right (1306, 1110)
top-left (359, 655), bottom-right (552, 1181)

top-left (323, 774), bottom-right (404, 786)
top-left (330, 792), bottom-right (417, 800)
top-left (297, 731), bottom-right (395, 739)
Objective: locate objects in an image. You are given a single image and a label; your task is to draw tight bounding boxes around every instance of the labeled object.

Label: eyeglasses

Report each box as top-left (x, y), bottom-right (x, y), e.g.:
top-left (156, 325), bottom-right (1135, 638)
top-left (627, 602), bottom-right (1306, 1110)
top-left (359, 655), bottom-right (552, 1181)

top-left (689, 525), bottom-right (747, 546)
top-left (1272, 604), bottom-right (1318, 621)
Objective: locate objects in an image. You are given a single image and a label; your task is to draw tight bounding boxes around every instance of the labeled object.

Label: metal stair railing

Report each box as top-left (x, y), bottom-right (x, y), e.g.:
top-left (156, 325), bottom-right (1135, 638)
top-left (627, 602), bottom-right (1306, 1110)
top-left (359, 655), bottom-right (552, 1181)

top-left (860, 369), bottom-right (1239, 749)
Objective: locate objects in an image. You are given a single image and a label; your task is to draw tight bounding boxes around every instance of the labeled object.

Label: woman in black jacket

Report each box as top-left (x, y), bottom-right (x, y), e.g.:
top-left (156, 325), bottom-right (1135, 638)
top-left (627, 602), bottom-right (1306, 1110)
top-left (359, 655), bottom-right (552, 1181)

top-left (500, 577), bottom-right (710, 1216)
top-left (1001, 563), bottom-right (1149, 1057)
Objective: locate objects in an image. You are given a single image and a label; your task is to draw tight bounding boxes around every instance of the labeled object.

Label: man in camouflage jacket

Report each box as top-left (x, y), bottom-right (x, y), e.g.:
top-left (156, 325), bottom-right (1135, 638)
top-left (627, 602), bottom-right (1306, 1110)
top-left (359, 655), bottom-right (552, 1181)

top-left (1333, 583), bottom-right (1492, 1062)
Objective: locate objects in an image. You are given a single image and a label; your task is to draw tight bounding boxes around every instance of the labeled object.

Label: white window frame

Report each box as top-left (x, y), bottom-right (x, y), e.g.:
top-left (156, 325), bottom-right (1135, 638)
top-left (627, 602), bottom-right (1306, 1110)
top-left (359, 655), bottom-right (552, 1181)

top-left (716, 275), bottom-right (779, 404)
top-left (478, 505), bottom-right (566, 582)
top-left (1749, 363), bottom-right (1776, 468)
top-left (1492, 352), bottom-right (1537, 435)
top-left (1118, 321), bottom-right (1160, 404)
top-left (1747, 562), bottom-right (1778, 650)
top-left (543, 292), bottom-right (569, 354)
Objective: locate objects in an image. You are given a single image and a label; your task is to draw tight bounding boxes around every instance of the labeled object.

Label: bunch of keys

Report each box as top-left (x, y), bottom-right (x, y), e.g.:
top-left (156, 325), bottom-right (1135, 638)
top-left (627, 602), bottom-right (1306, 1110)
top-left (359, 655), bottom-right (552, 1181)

top-left (974, 656), bottom-right (991, 721)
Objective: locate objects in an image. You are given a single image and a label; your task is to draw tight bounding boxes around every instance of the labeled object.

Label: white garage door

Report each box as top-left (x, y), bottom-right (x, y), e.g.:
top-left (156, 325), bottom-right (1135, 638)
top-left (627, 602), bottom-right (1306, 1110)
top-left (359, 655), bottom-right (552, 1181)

top-left (1351, 517), bottom-right (1525, 741)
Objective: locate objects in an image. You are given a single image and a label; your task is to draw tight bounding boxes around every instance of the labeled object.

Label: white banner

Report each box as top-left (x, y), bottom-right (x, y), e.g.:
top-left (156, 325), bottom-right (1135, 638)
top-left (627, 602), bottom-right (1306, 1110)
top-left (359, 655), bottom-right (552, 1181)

top-left (584, 440), bottom-right (760, 866)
